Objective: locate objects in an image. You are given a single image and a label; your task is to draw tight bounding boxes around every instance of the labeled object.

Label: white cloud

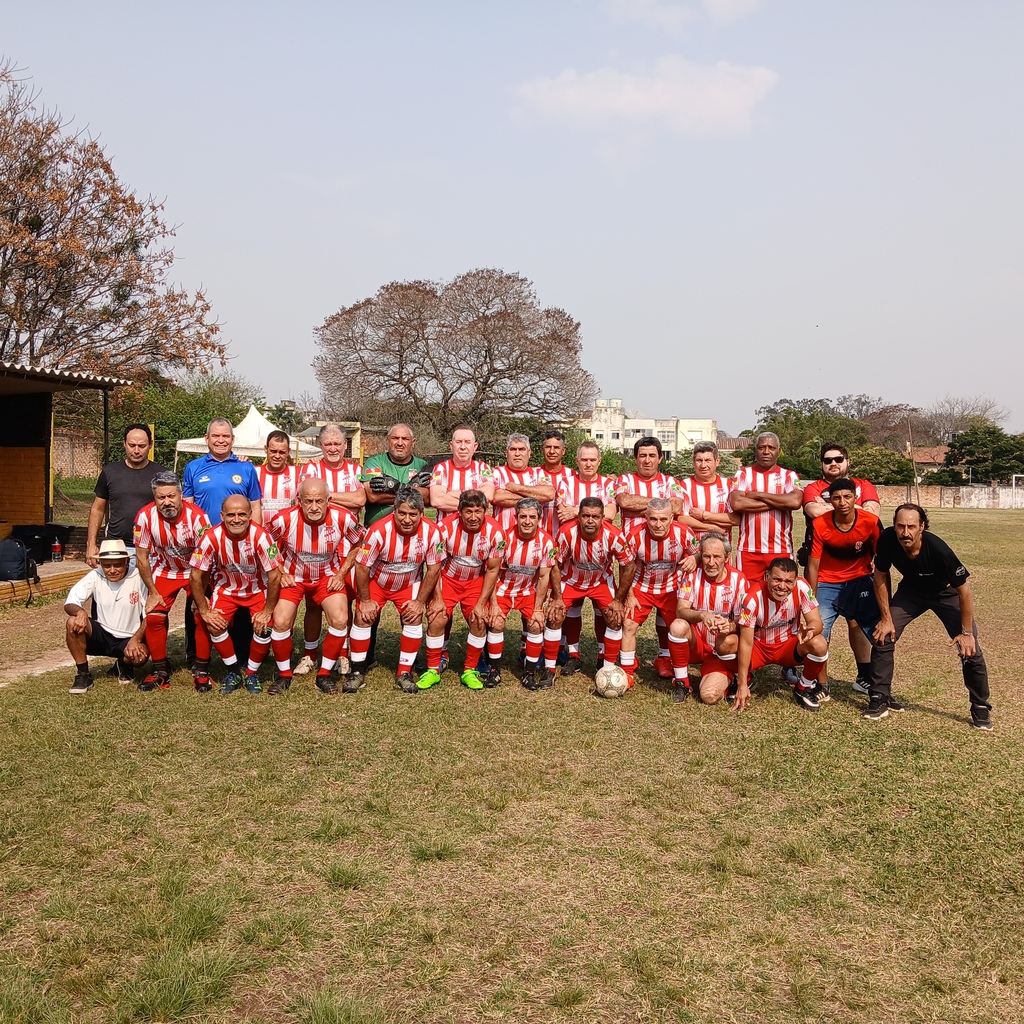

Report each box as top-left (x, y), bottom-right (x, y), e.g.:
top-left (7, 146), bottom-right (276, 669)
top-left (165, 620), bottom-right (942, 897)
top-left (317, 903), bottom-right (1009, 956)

top-left (605, 0), bottom-right (763, 31)
top-left (701, 0), bottom-right (763, 27)
top-left (514, 56), bottom-right (778, 138)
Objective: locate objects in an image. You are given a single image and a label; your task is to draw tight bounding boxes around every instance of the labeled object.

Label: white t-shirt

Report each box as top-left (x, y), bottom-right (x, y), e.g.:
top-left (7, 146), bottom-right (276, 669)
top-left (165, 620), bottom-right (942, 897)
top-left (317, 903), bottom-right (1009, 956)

top-left (66, 568), bottom-right (148, 639)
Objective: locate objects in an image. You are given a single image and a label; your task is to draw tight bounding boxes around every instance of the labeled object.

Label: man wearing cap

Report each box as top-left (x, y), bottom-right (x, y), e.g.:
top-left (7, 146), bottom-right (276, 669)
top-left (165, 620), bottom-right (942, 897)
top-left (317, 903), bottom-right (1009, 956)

top-left (65, 539), bottom-right (149, 694)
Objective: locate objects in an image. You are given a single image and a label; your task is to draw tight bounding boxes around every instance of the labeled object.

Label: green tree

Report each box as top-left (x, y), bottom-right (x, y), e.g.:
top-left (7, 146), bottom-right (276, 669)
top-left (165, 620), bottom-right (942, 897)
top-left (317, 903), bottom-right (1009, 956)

top-left (945, 425), bottom-right (1024, 485)
top-left (848, 445), bottom-right (915, 485)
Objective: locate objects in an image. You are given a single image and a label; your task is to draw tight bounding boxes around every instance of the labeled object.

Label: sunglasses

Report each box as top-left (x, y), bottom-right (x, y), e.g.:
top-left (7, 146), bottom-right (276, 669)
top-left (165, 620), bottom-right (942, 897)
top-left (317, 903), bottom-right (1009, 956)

top-left (822, 456), bottom-right (846, 464)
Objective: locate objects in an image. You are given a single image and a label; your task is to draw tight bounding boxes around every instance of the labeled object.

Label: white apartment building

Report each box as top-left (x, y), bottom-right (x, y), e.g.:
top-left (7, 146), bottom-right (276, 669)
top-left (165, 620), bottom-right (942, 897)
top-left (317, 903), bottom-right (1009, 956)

top-left (581, 399), bottom-right (717, 459)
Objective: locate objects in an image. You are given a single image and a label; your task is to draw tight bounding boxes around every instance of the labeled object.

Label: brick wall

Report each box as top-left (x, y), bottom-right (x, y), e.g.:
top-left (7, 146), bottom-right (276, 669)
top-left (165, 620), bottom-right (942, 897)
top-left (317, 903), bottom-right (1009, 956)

top-left (0, 448), bottom-right (46, 528)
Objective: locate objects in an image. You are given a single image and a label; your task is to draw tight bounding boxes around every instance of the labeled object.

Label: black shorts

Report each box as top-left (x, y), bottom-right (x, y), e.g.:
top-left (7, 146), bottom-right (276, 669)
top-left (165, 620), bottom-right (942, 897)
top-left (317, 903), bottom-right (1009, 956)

top-left (85, 620), bottom-right (132, 659)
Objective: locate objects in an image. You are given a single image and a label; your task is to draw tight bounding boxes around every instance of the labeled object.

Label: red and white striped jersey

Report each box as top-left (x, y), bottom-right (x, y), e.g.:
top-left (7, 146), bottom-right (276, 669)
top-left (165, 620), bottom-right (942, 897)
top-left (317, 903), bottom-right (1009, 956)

top-left (679, 566), bottom-right (749, 645)
top-left (729, 466), bottom-right (801, 555)
top-left (556, 473), bottom-right (615, 513)
top-left (439, 515), bottom-right (507, 583)
top-left (738, 579), bottom-right (818, 645)
top-left (679, 475), bottom-right (733, 516)
top-left (302, 458), bottom-right (362, 497)
top-left (356, 515), bottom-right (444, 593)
top-left (494, 528), bottom-right (558, 599)
top-left (190, 522), bottom-right (282, 598)
top-left (134, 501), bottom-right (211, 580)
top-left (541, 466), bottom-right (575, 534)
top-left (267, 505), bottom-right (364, 584)
top-left (258, 465), bottom-right (299, 518)
top-left (615, 472), bottom-right (684, 533)
top-left (491, 465), bottom-right (551, 532)
top-left (430, 459), bottom-right (494, 523)
top-left (558, 521), bottom-right (634, 591)
top-left (627, 521), bottom-right (694, 596)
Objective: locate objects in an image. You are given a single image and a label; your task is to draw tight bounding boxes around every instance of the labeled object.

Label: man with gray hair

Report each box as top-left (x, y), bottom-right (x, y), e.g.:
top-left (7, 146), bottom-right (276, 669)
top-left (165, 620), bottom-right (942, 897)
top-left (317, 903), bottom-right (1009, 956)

top-left (134, 472), bottom-right (212, 690)
top-left (727, 432), bottom-right (803, 584)
top-left (492, 433), bottom-right (555, 532)
top-left (679, 441), bottom-right (739, 541)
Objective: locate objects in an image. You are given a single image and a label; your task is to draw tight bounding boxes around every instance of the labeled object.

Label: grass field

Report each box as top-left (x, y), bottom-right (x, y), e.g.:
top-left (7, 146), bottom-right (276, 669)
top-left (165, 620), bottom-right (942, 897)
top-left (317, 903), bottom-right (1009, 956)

top-left (1, 509), bottom-right (1021, 1024)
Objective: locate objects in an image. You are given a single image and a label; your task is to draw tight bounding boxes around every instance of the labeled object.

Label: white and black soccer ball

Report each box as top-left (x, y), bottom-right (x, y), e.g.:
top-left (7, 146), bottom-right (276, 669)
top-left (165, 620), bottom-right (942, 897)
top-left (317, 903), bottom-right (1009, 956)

top-left (594, 664), bottom-right (630, 699)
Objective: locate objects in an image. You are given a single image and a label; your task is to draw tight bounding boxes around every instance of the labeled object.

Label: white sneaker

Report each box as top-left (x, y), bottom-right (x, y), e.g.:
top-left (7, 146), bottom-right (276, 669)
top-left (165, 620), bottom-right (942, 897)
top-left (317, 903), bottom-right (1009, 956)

top-left (293, 654), bottom-right (317, 675)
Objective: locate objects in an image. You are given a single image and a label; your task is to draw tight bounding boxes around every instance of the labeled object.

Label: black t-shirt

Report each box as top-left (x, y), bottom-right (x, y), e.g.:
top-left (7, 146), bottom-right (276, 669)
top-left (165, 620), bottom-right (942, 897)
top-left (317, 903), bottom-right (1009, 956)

top-left (874, 528), bottom-right (970, 595)
top-left (94, 460), bottom-right (168, 544)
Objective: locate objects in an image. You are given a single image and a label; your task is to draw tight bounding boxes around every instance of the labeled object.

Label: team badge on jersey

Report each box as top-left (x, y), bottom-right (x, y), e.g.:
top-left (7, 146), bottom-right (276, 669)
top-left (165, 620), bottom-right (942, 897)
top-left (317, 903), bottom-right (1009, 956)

top-left (232, 474), bottom-right (243, 484)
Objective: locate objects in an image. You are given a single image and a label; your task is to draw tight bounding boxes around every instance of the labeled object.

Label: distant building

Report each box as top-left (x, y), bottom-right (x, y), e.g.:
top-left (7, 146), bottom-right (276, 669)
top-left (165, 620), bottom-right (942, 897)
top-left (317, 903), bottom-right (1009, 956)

top-left (580, 399), bottom-right (717, 460)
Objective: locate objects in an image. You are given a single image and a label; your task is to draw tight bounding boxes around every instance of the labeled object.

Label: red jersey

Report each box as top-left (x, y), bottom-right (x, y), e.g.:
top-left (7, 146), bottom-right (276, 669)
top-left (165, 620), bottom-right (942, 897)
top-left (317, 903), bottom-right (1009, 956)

top-left (615, 471), bottom-right (684, 533)
top-left (556, 474), bottom-right (615, 514)
top-left (729, 466), bottom-right (801, 556)
top-left (356, 515), bottom-right (444, 593)
top-left (627, 521), bottom-right (694, 597)
top-left (439, 515), bottom-right (507, 583)
top-left (557, 521), bottom-right (634, 592)
top-left (134, 501), bottom-right (211, 581)
top-left (430, 459), bottom-right (494, 523)
top-left (802, 476), bottom-right (880, 508)
top-left (494, 528), bottom-right (558, 599)
top-left (190, 522), bottom-right (282, 599)
top-left (679, 566), bottom-right (749, 645)
top-left (679, 475), bottom-right (733, 517)
top-left (491, 465), bottom-right (551, 532)
top-left (541, 465), bottom-right (575, 534)
top-left (268, 505), bottom-right (364, 584)
top-left (738, 579), bottom-right (818, 645)
top-left (302, 458), bottom-right (362, 497)
top-left (258, 465), bottom-right (299, 518)
top-left (809, 510), bottom-right (881, 584)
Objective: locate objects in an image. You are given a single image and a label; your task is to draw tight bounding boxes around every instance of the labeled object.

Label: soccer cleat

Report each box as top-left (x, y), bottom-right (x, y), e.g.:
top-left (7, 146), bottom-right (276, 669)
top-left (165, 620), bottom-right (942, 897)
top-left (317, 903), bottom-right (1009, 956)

top-left (725, 680), bottom-right (738, 704)
top-left (315, 673), bottom-right (339, 695)
top-left (623, 668), bottom-right (635, 690)
top-left (461, 668), bottom-right (485, 690)
top-left (138, 671), bottom-right (170, 692)
top-left (484, 666), bottom-right (502, 689)
top-left (536, 668), bottom-right (555, 690)
top-left (293, 654), bottom-right (317, 676)
top-left (862, 694), bottom-right (890, 721)
top-left (333, 656), bottom-right (351, 677)
top-left (561, 655), bottom-right (580, 677)
top-left (193, 672), bottom-right (213, 693)
top-left (268, 676), bottom-right (291, 695)
top-left (341, 670), bottom-right (365, 694)
top-left (671, 682), bottom-right (691, 704)
top-left (851, 676), bottom-right (870, 695)
top-left (218, 670), bottom-right (244, 695)
top-left (69, 672), bottom-right (93, 695)
top-left (653, 656), bottom-right (673, 679)
top-left (792, 683), bottom-right (820, 712)
top-left (814, 680), bottom-right (831, 703)
top-left (396, 671), bottom-right (418, 694)
top-left (245, 672), bottom-right (263, 695)
top-left (416, 668), bottom-right (442, 690)
top-left (886, 695), bottom-right (907, 713)
top-left (438, 651), bottom-right (449, 673)
top-left (970, 705), bottom-right (993, 732)
top-left (521, 668), bottom-right (539, 691)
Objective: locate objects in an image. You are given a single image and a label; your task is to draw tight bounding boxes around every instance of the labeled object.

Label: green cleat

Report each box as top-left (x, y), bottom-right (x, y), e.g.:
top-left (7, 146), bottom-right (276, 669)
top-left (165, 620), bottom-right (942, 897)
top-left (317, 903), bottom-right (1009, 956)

top-left (461, 668), bottom-right (485, 690)
top-left (416, 668), bottom-right (442, 690)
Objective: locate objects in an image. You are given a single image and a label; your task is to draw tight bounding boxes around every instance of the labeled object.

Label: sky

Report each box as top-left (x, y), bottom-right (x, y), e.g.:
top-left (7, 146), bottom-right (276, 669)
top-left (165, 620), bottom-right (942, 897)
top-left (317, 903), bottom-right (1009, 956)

top-left (5, 0), bottom-right (1023, 434)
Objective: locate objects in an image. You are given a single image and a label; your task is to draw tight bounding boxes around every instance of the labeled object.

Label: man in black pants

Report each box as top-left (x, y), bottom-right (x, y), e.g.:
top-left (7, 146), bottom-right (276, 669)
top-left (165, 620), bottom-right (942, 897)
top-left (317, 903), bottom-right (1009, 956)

top-left (865, 503), bottom-right (993, 730)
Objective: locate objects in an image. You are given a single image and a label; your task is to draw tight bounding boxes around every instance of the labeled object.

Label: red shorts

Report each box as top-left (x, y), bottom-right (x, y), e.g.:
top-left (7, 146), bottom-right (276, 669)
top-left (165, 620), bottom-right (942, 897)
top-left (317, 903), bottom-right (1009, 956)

top-left (629, 588), bottom-right (678, 625)
top-left (151, 574), bottom-right (191, 611)
top-left (367, 579), bottom-right (420, 611)
top-left (562, 582), bottom-right (616, 611)
top-left (736, 549), bottom-right (788, 584)
top-left (750, 635), bottom-right (801, 671)
top-left (494, 590), bottom-right (537, 619)
top-left (438, 575), bottom-right (485, 620)
top-left (687, 632), bottom-right (736, 678)
top-left (210, 590), bottom-right (266, 619)
top-left (280, 576), bottom-right (347, 608)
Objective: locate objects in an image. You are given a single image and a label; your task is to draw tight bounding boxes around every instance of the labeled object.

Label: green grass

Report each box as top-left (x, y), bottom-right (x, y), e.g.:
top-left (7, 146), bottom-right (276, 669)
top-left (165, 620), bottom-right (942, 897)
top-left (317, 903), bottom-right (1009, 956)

top-left (0, 509), bottom-right (1020, 1023)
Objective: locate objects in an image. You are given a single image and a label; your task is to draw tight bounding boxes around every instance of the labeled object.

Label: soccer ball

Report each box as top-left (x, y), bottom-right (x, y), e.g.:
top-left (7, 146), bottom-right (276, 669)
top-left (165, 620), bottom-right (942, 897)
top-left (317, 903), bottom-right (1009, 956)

top-left (594, 664), bottom-right (630, 699)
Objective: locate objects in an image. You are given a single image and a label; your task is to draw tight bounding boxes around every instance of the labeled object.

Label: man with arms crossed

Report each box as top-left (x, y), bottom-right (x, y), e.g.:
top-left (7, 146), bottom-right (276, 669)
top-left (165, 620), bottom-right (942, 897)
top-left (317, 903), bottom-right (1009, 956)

top-left (429, 425), bottom-right (495, 525)
top-left (679, 442), bottom-right (738, 541)
top-left (492, 434), bottom-right (555, 532)
top-left (539, 431), bottom-right (575, 535)
top-left (362, 424), bottom-right (429, 528)
top-left (733, 557), bottom-right (829, 713)
top-left (423, 490), bottom-right (506, 691)
top-left (865, 505), bottom-right (993, 730)
top-left (134, 472), bottom-right (211, 690)
top-left (265, 478), bottom-right (365, 696)
top-left (555, 440), bottom-right (617, 526)
top-left (669, 532), bottom-right (749, 705)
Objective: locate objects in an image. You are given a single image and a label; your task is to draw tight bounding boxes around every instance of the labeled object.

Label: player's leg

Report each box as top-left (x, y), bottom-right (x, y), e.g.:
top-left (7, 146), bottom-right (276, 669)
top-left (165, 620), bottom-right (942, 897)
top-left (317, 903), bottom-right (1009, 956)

top-left (791, 634), bottom-right (829, 712)
top-left (928, 588), bottom-right (992, 726)
top-left (297, 600), bottom-right (324, 675)
top-left (144, 577), bottom-right (187, 683)
top-left (394, 586), bottom-right (425, 693)
top-left (317, 589), bottom-right (351, 693)
top-left (419, 579), bottom-right (453, 690)
top-left (813, 581), bottom-right (842, 701)
top-left (667, 616), bottom-right (694, 700)
top-left (486, 596), bottom-right (510, 685)
top-left (269, 595), bottom-right (300, 694)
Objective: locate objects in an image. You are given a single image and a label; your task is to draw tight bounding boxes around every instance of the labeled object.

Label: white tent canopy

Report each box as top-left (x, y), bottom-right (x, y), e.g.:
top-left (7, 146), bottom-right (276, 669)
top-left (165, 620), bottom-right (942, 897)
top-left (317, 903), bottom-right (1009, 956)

top-left (174, 406), bottom-right (322, 462)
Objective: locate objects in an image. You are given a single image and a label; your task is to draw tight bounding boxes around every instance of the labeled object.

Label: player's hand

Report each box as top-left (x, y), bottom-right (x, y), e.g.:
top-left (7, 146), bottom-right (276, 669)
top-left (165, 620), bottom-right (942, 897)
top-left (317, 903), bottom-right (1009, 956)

top-left (399, 599), bottom-right (425, 625)
top-left (873, 617), bottom-right (896, 645)
top-left (556, 504), bottom-right (576, 524)
top-left (798, 626), bottom-right (816, 645)
top-left (624, 591), bottom-right (639, 617)
top-left (85, 546), bottom-right (99, 569)
top-left (369, 474), bottom-right (400, 495)
top-left (144, 592), bottom-right (164, 615)
top-left (279, 572), bottom-right (296, 590)
top-left (355, 599), bottom-right (380, 627)
top-left (468, 602), bottom-right (489, 631)
top-left (487, 602), bottom-right (505, 631)
top-left (426, 596), bottom-right (447, 627)
top-left (252, 609), bottom-right (273, 635)
top-left (546, 597), bottom-right (566, 628)
top-left (124, 638), bottom-right (147, 664)
top-left (731, 681), bottom-right (752, 712)
top-left (681, 555), bottom-right (697, 573)
top-left (202, 608), bottom-right (229, 634)
top-left (409, 469), bottom-right (433, 489)
top-left (604, 600), bottom-right (624, 630)
top-left (953, 632), bottom-right (977, 659)
top-left (326, 573), bottom-right (346, 593)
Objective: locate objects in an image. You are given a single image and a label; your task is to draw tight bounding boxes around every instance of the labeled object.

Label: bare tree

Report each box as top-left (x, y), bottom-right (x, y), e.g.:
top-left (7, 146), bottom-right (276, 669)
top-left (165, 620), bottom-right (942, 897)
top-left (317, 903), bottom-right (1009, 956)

top-left (925, 395), bottom-right (1008, 442)
top-left (313, 269), bottom-right (597, 438)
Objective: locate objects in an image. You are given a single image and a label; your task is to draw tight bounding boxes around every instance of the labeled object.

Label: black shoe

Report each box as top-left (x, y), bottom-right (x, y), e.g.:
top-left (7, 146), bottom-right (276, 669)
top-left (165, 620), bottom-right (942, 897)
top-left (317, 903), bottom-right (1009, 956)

top-left (396, 671), bottom-right (417, 694)
top-left (815, 680), bottom-right (831, 703)
top-left (69, 672), bottom-right (93, 695)
top-left (792, 683), bottom-right (820, 712)
top-left (193, 672), bottom-right (213, 693)
top-left (671, 682), bottom-right (691, 704)
top-left (561, 655), bottom-right (580, 677)
top-left (268, 675), bottom-right (292, 695)
top-left (521, 668), bottom-right (538, 691)
top-left (970, 705), bottom-right (993, 731)
top-left (862, 694), bottom-right (889, 721)
top-left (484, 666), bottom-right (502, 689)
top-left (725, 680), bottom-right (737, 704)
top-left (536, 668), bottom-right (555, 690)
top-left (315, 674), bottom-right (338, 695)
top-left (342, 670), bottom-right (365, 694)
top-left (886, 695), bottom-right (907, 713)
top-left (138, 670), bottom-right (170, 692)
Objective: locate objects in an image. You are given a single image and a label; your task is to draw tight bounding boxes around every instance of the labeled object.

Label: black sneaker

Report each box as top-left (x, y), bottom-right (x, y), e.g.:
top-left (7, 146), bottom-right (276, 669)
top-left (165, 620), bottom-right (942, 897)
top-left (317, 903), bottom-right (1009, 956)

top-left (219, 670), bottom-right (244, 695)
top-left (852, 676), bottom-right (870, 695)
top-left (521, 668), bottom-right (539, 691)
top-left (970, 705), bottom-right (994, 732)
top-left (815, 680), bottom-right (831, 703)
top-left (792, 683), bottom-right (820, 712)
top-left (862, 694), bottom-right (890, 721)
top-left (315, 674), bottom-right (338, 695)
top-left (725, 680), bottom-right (738, 704)
top-left (138, 671), bottom-right (169, 692)
top-left (536, 668), bottom-right (555, 689)
top-left (268, 675), bottom-right (292, 695)
top-left (396, 671), bottom-right (417, 694)
top-left (69, 672), bottom-right (93, 695)
top-left (484, 666), bottom-right (502, 689)
top-left (193, 673), bottom-right (213, 693)
top-left (886, 695), bottom-right (907, 713)
top-left (342, 670), bottom-right (365, 694)
top-left (561, 655), bottom-right (580, 677)
top-left (671, 682), bottom-right (691, 704)
top-left (556, 644), bottom-right (569, 667)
